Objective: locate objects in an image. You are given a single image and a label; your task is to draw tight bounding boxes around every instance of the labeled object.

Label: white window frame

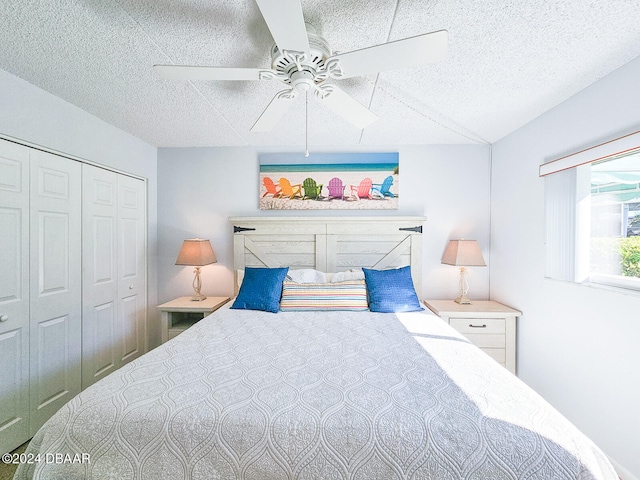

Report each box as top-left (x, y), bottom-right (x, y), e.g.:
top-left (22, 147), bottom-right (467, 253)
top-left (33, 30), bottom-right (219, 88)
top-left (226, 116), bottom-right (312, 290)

top-left (540, 130), bottom-right (640, 176)
top-left (541, 130), bottom-right (640, 293)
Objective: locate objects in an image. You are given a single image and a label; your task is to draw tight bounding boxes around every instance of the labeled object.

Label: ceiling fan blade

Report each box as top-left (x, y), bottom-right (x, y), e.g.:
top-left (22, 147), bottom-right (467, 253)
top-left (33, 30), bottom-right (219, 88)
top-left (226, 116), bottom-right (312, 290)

top-left (154, 64), bottom-right (272, 81)
top-left (331, 30), bottom-right (448, 78)
top-left (251, 90), bottom-right (297, 132)
top-left (316, 85), bottom-right (378, 129)
top-left (255, 0), bottom-right (310, 55)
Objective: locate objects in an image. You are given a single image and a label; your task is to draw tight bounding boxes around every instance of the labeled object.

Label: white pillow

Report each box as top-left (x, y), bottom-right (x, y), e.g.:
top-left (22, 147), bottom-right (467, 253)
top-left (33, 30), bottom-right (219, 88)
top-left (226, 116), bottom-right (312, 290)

top-left (286, 269), bottom-right (327, 283)
top-left (237, 268), bottom-right (328, 288)
top-left (236, 269), bottom-right (245, 290)
top-left (330, 269), bottom-right (365, 282)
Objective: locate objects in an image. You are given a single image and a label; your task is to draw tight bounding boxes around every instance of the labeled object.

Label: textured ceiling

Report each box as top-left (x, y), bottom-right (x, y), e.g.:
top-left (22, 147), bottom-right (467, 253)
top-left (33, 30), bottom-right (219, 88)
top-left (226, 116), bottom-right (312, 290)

top-left (1, 0), bottom-right (639, 148)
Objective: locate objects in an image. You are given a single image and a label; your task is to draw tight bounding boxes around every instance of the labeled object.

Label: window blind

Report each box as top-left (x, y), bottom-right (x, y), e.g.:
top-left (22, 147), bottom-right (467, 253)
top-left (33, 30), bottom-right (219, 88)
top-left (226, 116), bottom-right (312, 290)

top-left (544, 168), bottom-right (577, 281)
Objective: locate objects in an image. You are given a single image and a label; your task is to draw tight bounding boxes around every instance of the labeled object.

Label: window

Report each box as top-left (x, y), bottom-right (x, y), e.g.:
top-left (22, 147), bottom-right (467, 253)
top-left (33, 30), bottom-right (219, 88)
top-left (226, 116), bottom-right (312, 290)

top-left (542, 131), bottom-right (640, 292)
top-left (589, 153), bottom-right (640, 289)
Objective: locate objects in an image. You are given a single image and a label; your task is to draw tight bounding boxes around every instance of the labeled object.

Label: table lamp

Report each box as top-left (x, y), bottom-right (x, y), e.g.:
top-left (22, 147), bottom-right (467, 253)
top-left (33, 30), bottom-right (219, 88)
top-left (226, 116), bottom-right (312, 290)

top-left (175, 238), bottom-right (217, 301)
top-left (441, 239), bottom-right (486, 304)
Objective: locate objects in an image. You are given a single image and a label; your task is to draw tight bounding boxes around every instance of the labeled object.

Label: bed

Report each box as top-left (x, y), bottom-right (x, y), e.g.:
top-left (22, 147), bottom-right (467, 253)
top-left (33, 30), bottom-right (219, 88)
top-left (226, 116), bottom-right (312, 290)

top-left (15, 217), bottom-right (617, 480)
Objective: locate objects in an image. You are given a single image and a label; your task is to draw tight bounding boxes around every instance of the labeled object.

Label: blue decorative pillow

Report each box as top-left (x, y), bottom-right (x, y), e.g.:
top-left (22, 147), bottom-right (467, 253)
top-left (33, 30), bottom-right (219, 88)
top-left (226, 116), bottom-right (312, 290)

top-left (362, 266), bottom-right (423, 313)
top-left (231, 267), bottom-right (289, 313)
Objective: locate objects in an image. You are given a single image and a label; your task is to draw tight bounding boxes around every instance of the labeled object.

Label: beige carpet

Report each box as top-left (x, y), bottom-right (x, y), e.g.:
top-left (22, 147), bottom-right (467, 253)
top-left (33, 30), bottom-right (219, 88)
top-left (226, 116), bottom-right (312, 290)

top-left (0, 442), bottom-right (29, 480)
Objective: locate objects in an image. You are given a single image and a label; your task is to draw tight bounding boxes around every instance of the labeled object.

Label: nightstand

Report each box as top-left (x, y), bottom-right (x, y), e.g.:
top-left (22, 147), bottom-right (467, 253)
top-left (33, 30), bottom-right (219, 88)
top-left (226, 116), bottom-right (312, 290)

top-left (423, 300), bottom-right (521, 374)
top-left (158, 296), bottom-right (230, 343)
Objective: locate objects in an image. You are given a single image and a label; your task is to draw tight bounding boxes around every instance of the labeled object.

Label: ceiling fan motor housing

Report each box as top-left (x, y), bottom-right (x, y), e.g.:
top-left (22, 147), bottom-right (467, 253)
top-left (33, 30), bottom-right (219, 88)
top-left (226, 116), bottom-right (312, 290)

top-left (270, 27), bottom-right (331, 85)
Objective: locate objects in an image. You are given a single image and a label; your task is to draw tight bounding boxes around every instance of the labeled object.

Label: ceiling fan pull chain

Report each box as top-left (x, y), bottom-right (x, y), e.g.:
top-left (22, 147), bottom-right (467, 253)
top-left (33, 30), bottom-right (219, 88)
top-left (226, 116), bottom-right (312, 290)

top-left (304, 91), bottom-right (310, 157)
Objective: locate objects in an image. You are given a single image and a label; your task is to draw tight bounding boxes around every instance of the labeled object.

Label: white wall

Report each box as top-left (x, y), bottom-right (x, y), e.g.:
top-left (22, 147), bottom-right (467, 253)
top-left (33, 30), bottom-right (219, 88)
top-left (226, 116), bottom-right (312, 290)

top-left (0, 68), bottom-right (160, 346)
top-left (157, 144), bottom-right (491, 305)
top-left (491, 56), bottom-right (640, 478)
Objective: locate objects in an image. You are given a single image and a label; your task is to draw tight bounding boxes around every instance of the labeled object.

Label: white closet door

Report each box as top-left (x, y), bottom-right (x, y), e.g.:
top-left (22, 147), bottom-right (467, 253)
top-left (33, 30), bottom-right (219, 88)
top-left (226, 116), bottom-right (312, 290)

top-left (0, 139), bottom-right (30, 453)
top-left (118, 175), bottom-right (146, 362)
top-left (81, 165), bottom-right (119, 388)
top-left (81, 167), bottom-right (147, 388)
top-left (29, 150), bottom-right (81, 435)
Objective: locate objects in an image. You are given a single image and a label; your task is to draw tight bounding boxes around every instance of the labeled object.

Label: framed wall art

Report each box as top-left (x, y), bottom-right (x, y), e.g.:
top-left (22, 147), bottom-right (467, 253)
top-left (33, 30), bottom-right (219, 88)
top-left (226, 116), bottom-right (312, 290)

top-left (259, 152), bottom-right (399, 210)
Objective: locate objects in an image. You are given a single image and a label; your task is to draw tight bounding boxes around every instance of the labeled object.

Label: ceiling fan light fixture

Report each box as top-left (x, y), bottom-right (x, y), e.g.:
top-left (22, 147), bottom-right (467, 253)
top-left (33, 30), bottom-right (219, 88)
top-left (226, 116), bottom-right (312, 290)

top-left (290, 70), bottom-right (315, 91)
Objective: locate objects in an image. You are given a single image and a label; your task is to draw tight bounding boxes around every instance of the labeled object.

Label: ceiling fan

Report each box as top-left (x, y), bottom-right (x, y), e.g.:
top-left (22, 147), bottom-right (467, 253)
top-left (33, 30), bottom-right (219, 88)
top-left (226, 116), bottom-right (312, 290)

top-left (154, 0), bottom-right (448, 132)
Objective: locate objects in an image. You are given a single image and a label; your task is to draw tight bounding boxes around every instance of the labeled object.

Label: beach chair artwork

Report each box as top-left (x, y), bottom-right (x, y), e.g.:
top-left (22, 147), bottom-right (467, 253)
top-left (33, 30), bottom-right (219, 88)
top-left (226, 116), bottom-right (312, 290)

top-left (258, 152), bottom-right (398, 210)
top-left (327, 177), bottom-right (346, 200)
top-left (372, 175), bottom-right (396, 198)
top-left (349, 177), bottom-right (373, 200)
top-left (262, 177), bottom-right (281, 198)
top-left (302, 177), bottom-right (323, 200)
top-left (278, 177), bottom-right (302, 199)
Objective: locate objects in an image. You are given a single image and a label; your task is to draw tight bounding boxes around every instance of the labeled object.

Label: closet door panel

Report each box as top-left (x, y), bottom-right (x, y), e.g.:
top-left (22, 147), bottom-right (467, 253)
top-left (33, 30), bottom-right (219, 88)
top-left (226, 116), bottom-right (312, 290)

top-left (34, 315), bottom-right (73, 408)
top-left (29, 150), bottom-right (81, 434)
top-left (0, 329), bottom-right (26, 452)
top-left (37, 212), bottom-right (71, 297)
top-left (117, 175), bottom-right (146, 363)
top-left (120, 294), bottom-right (143, 361)
top-left (0, 139), bottom-right (30, 453)
top-left (0, 208), bottom-right (24, 303)
top-left (81, 165), bottom-right (119, 388)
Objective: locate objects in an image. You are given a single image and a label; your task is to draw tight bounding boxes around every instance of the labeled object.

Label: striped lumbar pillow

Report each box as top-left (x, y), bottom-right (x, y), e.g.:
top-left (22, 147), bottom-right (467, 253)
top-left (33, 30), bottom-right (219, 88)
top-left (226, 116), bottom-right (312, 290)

top-left (280, 280), bottom-right (369, 311)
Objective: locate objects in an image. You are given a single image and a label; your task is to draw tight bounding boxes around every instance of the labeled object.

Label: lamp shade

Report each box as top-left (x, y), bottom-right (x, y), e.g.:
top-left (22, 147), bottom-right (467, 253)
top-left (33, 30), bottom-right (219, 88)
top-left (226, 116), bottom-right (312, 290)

top-left (441, 240), bottom-right (486, 266)
top-left (175, 239), bottom-right (217, 266)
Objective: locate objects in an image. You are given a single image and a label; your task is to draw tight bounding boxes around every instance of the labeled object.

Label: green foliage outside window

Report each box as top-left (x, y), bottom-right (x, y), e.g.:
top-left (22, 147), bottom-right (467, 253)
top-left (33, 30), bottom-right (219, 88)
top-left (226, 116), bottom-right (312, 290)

top-left (620, 237), bottom-right (640, 277)
top-left (591, 236), bottom-right (640, 277)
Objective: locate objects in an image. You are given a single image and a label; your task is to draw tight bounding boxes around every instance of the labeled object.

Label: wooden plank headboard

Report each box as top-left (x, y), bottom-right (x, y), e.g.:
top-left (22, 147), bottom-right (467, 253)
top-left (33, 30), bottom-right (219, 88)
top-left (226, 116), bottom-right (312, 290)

top-left (229, 216), bottom-right (426, 297)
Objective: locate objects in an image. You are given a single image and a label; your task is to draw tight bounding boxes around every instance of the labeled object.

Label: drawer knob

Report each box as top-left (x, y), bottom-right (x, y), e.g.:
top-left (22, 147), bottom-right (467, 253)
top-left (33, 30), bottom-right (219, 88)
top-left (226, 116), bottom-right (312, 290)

top-left (129, 284), bottom-right (134, 290)
top-left (469, 323), bottom-right (487, 328)
top-left (0, 315), bottom-right (8, 322)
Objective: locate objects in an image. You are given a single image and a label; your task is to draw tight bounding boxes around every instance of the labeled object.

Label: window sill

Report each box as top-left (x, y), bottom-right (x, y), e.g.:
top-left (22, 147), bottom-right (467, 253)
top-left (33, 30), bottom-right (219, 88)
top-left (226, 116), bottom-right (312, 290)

top-left (585, 273), bottom-right (640, 296)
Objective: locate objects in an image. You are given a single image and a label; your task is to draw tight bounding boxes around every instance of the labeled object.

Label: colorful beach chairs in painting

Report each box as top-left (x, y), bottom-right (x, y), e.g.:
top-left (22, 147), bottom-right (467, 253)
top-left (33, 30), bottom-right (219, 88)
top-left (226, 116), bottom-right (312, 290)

top-left (302, 177), bottom-right (323, 200)
top-left (326, 177), bottom-right (346, 200)
top-left (262, 177), bottom-right (281, 198)
top-left (371, 175), bottom-right (396, 198)
top-left (349, 177), bottom-right (373, 200)
top-left (278, 177), bottom-right (302, 199)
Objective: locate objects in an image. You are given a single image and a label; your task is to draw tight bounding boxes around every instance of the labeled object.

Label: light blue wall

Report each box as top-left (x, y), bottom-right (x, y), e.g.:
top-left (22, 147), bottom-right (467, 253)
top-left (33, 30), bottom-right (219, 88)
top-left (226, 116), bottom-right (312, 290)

top-left (491, 56), bottom-right (640, 477)
top-left (157, 144), bottom-right (491, 305)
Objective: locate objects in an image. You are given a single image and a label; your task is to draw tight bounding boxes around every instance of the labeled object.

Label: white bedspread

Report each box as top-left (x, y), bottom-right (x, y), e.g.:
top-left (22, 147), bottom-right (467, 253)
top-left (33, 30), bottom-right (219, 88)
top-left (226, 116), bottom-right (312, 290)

top-left (16, 306), bottom-right (617, 479)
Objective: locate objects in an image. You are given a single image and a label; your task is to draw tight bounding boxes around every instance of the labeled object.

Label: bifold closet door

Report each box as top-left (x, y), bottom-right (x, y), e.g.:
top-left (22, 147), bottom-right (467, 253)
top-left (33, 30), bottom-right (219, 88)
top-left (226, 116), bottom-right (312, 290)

top-left (117, 174), bottom-right (146, 364)
top-left (81, 165), bottom-right (119, 388)
top-left (29, 150), bottom-right (82, 435)
top-left (0, 139), bottom-right (30, 453)
top-left (82, 165), bottom-right (146, 388)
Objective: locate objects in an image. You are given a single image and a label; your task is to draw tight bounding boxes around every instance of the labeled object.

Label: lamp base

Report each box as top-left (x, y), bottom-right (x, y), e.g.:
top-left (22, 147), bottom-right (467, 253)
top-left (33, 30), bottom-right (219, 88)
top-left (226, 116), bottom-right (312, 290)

top-left (190, 266), bottom-right (207, 301)
top-left (454, 294), bottom-right (472, 305)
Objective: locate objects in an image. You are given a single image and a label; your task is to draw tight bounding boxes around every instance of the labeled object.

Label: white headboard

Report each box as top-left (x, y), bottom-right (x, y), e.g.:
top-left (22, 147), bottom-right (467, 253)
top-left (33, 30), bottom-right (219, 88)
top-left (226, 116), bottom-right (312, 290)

top-left (229, 216), bottom-right (426, 297)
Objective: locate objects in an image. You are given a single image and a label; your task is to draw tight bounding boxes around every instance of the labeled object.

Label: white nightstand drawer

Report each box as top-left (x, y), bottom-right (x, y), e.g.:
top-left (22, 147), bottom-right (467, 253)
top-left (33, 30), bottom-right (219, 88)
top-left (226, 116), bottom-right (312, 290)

top-left (482, 347), bottom-right (506, 364)
top-left (463, 333), bottom-right (505, 348)
top-left (450, 317), bottom-right (505, 334)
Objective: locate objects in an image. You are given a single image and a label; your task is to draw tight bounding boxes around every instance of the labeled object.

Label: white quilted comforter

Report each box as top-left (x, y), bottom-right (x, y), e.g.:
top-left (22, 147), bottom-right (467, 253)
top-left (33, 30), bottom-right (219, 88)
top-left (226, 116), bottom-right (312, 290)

top-left (16, 305), bottom-right (616, 479)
